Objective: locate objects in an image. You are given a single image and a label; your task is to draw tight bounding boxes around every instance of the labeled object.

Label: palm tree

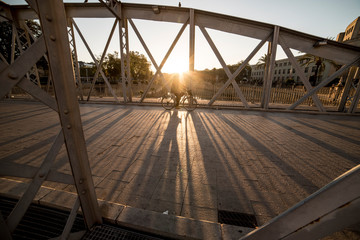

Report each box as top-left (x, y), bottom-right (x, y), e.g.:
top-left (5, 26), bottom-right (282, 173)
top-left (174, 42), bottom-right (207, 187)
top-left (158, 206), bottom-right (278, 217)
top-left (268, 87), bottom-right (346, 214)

top-left (298, 54), bottom-right (340, 85)
top-left (257, 54), bottom-right (269, 69)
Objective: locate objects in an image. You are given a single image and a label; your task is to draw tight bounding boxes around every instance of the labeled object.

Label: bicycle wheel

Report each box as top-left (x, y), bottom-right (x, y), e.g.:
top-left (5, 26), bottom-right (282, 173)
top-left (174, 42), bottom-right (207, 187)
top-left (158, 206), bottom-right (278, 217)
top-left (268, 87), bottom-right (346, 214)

top-left (161, 94), bottom-right (175, 110)
top-left (182, 96), bottom-right (198, 111)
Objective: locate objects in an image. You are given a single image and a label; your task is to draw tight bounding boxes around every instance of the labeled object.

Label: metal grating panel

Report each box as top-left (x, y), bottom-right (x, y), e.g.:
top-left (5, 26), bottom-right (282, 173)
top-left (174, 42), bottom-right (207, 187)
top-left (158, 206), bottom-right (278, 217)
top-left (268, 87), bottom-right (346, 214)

top-left (0, 196), bottom-right (86, 240)
top-left (218, 210), bottom-right (258, 228)
top-left (82, 224), bottom-right (166, 240)
top-left (0, 196), bottom-right (171, 240)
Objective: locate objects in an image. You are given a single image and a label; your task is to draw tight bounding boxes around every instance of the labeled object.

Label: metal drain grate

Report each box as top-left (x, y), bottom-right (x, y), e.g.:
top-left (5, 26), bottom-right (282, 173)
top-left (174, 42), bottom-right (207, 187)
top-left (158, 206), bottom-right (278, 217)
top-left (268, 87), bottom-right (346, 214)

top-left (0, 196), bottom-right (86, 240)
top-left (82, 224), bottom-right (166, 240)
top-left (218, 210), bottom-right (258, 228)
top-left (1, 196), bottom-right (171, 240)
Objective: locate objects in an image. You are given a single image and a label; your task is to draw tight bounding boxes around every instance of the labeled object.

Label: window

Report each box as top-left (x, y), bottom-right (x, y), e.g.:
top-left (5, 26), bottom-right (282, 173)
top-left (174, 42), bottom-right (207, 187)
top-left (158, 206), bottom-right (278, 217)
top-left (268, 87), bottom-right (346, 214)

top-left (312, 66), bottom-right (317, 72)
top-left (293, 69), bottom-right (296, 73)
top-left (297, 76), bottom-right (300, 81)
top-left (279, 63), bottom-right (282, 67)
top-left (275, 70), bottom-right (277, 74)
top-left (287, 69), bottom-right (290, 74)
top-left (305, 67), bottom-right (309, 73)
top-left (283, 69), bottom-right (286, 74)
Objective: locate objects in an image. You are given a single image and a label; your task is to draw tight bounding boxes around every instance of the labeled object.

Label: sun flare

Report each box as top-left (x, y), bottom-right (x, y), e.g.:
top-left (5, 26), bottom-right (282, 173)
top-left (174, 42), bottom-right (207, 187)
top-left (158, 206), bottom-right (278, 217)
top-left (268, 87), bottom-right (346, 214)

top-left (163, 60), bottom-right (189, 74)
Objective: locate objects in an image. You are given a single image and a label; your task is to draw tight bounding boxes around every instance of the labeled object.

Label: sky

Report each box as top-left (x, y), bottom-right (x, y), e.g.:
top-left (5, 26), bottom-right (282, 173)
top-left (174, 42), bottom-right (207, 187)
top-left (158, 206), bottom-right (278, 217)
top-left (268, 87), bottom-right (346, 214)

top-left (4, 0), bottom-right (360, 73)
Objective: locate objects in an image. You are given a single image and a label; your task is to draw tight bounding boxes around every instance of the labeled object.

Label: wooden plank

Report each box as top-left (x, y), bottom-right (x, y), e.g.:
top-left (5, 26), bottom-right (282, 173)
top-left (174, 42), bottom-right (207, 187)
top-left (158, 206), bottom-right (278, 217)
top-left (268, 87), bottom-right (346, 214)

top-left (36, 0), bottom-right (102, 228)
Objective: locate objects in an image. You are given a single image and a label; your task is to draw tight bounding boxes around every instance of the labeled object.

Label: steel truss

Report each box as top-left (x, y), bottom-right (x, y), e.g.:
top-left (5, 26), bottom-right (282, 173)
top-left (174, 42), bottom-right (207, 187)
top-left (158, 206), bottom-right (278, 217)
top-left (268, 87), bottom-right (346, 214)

top-left (0, 1), bottom-right (360, 239)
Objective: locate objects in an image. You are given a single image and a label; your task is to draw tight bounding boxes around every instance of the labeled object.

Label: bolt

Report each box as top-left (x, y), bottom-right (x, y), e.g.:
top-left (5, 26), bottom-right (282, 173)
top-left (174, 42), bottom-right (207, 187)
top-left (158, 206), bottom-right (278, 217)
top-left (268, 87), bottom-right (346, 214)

top-left (50, 35), bottom-right (56, 41)
top-left (81, 190), bottom-right (86, 195)
top-left (64, 109), bottom-right (69, 114)
top-left (45, 15), bottom-right (52, 22)
top-left (79, 179), bottom-right (84, 184)
top-left (38, 172), bottom-right (45, 178)
top-left (67, 124), bottom-right (71, 129)
top-left (8, 71), bottom-right (18, 80)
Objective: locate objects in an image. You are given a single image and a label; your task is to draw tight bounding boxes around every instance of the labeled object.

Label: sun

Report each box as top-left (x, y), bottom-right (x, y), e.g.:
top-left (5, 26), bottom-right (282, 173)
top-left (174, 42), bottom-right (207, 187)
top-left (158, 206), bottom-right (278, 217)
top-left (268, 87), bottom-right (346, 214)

top-left (163, 59), bottom-right (189, 74)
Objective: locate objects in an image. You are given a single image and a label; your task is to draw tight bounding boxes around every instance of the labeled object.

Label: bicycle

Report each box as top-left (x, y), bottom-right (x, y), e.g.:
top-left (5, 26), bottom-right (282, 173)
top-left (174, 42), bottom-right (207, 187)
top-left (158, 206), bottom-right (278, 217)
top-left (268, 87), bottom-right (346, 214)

top-left (161, 90), bottom-right (198, 111)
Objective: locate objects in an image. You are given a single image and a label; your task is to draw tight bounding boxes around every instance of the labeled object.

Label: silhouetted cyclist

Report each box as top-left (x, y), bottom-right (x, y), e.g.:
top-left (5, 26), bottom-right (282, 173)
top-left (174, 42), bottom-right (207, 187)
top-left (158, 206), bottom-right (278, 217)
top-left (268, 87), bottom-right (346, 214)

top-left (170, 74), bottom-right (185, 107)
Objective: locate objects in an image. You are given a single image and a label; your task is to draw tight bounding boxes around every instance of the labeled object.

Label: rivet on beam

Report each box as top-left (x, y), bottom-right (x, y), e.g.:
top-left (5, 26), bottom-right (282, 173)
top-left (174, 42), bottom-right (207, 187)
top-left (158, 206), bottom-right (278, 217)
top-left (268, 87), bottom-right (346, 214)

top-left (81, 190), bottom-right (86, 195)
top-left (64, 109), bottom-right (69, 114)
top-left (45, 15), bottom-right (52, 22)
top-left (79, 179), bottom-right (84, 184)
top-left (8, 71), bottom-right (18, 80)
top-left (67, 124), bottom-right (71, 129)
top-left (50, 35), bottom-right (56, 41)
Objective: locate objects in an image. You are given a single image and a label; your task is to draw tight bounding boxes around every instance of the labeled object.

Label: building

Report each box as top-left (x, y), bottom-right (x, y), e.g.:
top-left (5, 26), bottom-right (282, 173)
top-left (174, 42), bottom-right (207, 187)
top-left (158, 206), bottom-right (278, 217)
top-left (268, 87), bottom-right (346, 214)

top-left (336, 16), bottom-right (360, 47)
top-left (250, 56), bottom-right (335, 86)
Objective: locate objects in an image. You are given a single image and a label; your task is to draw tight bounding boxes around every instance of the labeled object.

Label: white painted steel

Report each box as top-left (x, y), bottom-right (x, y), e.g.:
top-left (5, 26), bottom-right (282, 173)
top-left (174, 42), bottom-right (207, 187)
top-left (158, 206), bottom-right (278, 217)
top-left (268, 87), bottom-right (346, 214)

top-left (240, 164), bottom-right (360, 240)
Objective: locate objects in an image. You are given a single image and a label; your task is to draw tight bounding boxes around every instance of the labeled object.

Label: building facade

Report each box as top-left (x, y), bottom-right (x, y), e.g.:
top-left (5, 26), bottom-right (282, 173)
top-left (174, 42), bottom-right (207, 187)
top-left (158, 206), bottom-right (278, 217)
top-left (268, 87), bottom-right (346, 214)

top-left (250, 56), bottom-right (335, 86)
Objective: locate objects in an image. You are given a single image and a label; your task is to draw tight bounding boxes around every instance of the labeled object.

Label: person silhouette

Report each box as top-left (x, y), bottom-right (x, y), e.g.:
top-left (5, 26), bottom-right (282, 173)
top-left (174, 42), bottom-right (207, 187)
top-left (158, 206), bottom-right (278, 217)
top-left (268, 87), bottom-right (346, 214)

top-left (170, 74), bottom-right (185, 107)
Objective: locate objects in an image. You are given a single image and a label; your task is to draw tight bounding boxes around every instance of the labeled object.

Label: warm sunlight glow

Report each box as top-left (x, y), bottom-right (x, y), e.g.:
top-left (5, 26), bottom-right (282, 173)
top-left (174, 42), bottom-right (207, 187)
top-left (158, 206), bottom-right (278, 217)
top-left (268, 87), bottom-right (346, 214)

top-left (163, 60), bottom-right (189, 74)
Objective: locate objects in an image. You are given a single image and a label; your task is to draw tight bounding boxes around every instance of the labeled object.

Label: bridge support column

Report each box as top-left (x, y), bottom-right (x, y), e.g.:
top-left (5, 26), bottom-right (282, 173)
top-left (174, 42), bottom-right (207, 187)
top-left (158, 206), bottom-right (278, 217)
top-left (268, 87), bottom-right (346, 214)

top-left (35, 0), bottom-right (102, 228)
top-left (261, 26), bottom-right (279, 109)
top-left (68, 19), bottom-right (84, 100)
top-left (338, 66), bottom-right (358, 112)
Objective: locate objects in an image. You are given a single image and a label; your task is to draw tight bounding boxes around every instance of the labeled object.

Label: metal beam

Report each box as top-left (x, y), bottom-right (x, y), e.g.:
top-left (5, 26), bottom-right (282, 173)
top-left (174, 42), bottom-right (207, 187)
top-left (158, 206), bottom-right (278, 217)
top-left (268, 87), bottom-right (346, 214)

top-left (208, 33), bottom-right (271, 106)
top-left (87, 19), bottom-right (118, 101)
top-left (199, 25), bottom-right (249, 108)
top-left (35, 0), bottom-right (102, 228)
top-left (278, 35), bottom-right (325, 112)
top-left (261, 26), bottom-right (279, 109)
top-left (59, 198), bottom-right (80, 240)
top-left (128, 18), bottom-right (167, 95)
top-left (6, 131), bottom-right (64, 232)
top-left (0, 162), bottom-right (74, 185)
top-left (240, 164), bottom-right (360, 240)
top-left (189, 9), bottom-right (195, 72)
top-left (337, 67), bottom-right (357, 112)
top-left (349, 68), bottom-right (360, 113)
top-left (288, 56), bottom-right (360, 110)
top-left (0, 36), bottom-right (46, 99)
top-left (71, 19), bottom-right (119, 103)
top-left (68, 20), bottom-right (84, 101)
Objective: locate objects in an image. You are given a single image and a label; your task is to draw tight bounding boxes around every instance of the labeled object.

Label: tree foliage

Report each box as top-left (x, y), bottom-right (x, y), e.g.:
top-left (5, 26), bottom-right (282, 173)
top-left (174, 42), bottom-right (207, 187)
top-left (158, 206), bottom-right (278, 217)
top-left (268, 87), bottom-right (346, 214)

top-left (84, 51), bottom-right (152, 84)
